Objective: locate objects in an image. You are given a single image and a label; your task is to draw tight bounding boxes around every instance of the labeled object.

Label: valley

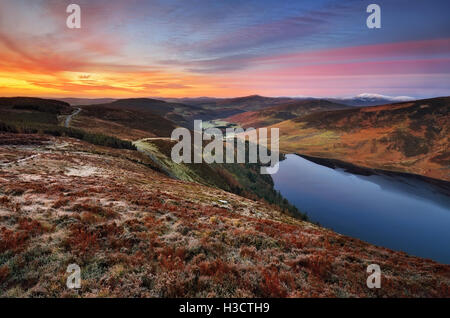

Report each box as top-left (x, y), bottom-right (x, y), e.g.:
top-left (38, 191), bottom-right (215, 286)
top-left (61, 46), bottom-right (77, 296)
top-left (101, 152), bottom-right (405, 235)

top-left (0, 95), bottom-right (449, 297)
top-left (1, 0), bottom-right (449, 301)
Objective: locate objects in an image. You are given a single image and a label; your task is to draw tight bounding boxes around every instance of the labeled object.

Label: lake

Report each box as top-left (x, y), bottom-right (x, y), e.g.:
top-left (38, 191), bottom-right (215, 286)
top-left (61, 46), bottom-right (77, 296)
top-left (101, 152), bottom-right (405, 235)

top-left (272, 154), bottom-right (450, 264)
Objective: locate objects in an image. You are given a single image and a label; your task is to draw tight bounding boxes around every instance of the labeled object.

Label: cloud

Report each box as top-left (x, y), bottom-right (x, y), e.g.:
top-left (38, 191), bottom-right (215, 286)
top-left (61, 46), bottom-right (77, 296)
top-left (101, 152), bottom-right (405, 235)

top-left (0, 1), bottom-right (448, 98)
top-left (141, 82), bottom-right (192, 90)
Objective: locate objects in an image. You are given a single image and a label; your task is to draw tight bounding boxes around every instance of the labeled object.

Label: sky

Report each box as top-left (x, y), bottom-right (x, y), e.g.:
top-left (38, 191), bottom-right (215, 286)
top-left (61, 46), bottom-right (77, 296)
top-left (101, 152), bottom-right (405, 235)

top-left (0, 0), bottom-right (449, 98)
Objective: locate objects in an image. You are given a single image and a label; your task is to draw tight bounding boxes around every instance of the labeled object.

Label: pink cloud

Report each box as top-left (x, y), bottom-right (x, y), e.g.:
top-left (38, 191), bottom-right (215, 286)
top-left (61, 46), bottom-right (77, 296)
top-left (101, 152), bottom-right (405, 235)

top-left (255, 59), bottom-right (450, 77)
top-left (254, 38), bottom-right (450, 65)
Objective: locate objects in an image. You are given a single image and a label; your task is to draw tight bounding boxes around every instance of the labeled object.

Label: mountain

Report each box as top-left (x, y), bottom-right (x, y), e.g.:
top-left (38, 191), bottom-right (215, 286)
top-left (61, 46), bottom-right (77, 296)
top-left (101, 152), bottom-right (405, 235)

top-left (266, 97), bottom-right (450, 181)
top-left (164, 93), bottom-right (415, 109)
top-left (0, 97), bottom-right (73, 114)
top-left (73, 104), bottom-right (179, 139)
top-left (80, 98), bottom-right (229, 129)
top-left (1, 130), bottom-right (448, 297)
top-left (56, 98), bottom-right (117, 106)
top-left (0, 97), bottom-right (73, 128)
top-left (224, 99), bottom-right (350, 128)
top-left (164, 95), bottom-right (294, 110)
top-left (202, 95), bottom-right (294, 111)
top-left (329, 93), bottom-right (415, 107)
top-left (161, 96), bottom-right (221, 105)
top-left (0, 97), bottom-right (177, 140)
top-left (78, 96), bottom-right (298, 130)
top-left (163, 95), bottom-right (296, 119)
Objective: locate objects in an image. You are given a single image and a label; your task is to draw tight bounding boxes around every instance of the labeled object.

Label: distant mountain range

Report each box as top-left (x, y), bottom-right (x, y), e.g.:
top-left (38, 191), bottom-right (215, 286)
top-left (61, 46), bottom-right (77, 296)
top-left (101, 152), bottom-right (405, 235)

top-left (162, 93), bottom-right (416, 108)
top-left (163, 95), bottom-right (293, 110)
top-left (328, 93), bottom-right (415, 107)
top-left (57, 93), bottom-right (416, 109)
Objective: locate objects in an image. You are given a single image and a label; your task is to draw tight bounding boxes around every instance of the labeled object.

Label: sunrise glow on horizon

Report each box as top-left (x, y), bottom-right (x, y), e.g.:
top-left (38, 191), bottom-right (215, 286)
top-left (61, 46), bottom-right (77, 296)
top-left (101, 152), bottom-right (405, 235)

top-left (0, 0), bottom-right (449, 99)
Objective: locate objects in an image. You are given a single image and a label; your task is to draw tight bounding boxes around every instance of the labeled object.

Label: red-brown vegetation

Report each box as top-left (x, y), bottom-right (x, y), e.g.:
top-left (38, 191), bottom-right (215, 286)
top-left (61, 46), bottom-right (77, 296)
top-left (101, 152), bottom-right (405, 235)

top-left (0, 227), bottom-right (29, 253)
top-left (64, 225), bottom-right (99, 256)
top-left (0, 134), bottom-right (448, 298)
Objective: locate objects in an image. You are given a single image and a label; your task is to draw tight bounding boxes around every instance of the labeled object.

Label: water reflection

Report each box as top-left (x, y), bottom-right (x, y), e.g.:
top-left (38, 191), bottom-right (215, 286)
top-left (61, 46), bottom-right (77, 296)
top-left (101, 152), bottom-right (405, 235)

top-left (272, 154), bottom-right (450, 264)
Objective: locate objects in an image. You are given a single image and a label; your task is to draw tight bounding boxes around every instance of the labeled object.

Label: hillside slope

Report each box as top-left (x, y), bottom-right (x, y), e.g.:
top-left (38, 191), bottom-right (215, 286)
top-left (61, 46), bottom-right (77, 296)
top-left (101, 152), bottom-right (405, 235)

top-left (57, 98), bottom-right (117, 106)
top-left (0, 97), bottom-right (73, 128)
top-left (72, 105), bottom-right (178, 140)
top-left (327, 94), bottom-right (414, 107)
top-left (166, 95), bottom-right (294, 111)
top-left (0, 97), bottom-right (302, 218)
top-left (0, 97), bottom-right (300, 216)
top-left (81, 98), bottom-right (224, 129)
top-left (0, 97), bottom-right (180, 140)
top-left (225, 99), bottom-right (350, 128)
top-left (133, 138), bottom-right (301, 218)
top-left (267, 97), bottom-right (450, 181)
top-left (165, 95), bottom-right (296, 119)
top-left (0, 133), bottom-right (449, 297)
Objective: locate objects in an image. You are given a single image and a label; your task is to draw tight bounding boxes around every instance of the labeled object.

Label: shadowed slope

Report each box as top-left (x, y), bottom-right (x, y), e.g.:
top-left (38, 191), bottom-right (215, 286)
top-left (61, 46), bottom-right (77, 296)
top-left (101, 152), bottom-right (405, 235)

top-left (268, 97), bottom-right (450, 181)
top-left (225, 99), bottom-right (350, 128)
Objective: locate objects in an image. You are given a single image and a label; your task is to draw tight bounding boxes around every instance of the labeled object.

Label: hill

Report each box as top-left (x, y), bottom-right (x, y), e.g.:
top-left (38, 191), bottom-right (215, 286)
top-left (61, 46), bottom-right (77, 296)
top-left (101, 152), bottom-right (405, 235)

top-left (165, 95), bottom-right (294, 110)
top-left (0, 97), bottom-right (136, 151)
top-left (133, 138), bottom-right (301, 218)
top-left (266, 97), bottom-right (450, 181)
top-left (0, 97), bottom-right (301, 217)
top-left (0, 97), bottom-right (73, 127)
top-left (225, 99), bottom-right (350, 128)
top-left (81, 98), bottom-right (221, 129)
top-left (328, 94), bottom-right (415, 107)
top-left (164, 95), bottom-right (296, 119)
top-left (205, 95), bottom-right (294, 111)
top-left (0, 133), bottom-right (448, 297)
top-left (77, 97), bottom-right (299, 131)
top-left (72, 105), bottom-right (178, 139)
top-left (57, 98), bottom-right (117, 106)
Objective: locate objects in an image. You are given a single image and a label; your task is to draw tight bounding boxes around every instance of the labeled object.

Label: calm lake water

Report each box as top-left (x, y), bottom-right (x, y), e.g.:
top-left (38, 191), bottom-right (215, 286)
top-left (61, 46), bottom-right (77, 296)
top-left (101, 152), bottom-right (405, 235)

top-left (272, 154), bottom-right (450, 264)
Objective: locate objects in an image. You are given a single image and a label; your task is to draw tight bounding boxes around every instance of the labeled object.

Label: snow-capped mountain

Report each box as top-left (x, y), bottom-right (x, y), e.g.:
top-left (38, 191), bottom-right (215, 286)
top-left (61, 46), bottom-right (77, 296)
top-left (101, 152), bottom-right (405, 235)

top-left (328, 93), bottom-right (415, 107)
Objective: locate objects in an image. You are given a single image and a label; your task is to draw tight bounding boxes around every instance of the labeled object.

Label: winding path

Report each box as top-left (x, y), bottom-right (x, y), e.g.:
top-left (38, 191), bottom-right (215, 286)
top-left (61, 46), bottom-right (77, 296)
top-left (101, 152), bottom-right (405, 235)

top-left (133, 138), bottom-right (178, 179)
top-left (0, 154), bottom-right (41, 167)
top-left (64, 108), bottom-right (82, 128)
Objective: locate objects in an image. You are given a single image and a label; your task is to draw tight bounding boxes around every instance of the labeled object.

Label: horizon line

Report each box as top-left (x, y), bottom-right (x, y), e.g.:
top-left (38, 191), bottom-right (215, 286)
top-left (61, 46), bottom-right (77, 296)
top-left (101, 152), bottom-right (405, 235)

top-left (3, 93), bottom-right (441, 101)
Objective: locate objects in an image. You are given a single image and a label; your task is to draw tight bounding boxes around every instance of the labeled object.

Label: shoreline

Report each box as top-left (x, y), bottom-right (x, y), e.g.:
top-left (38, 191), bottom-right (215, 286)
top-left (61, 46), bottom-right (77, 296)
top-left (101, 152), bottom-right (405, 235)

top-left (294, 153), bottom-right (450, 196)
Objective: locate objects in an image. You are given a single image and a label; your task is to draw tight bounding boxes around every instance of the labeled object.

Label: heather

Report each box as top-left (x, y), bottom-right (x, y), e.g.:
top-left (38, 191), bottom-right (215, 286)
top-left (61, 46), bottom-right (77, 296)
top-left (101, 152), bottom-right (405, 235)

top-left (0, 134), bottom-right (448, 297)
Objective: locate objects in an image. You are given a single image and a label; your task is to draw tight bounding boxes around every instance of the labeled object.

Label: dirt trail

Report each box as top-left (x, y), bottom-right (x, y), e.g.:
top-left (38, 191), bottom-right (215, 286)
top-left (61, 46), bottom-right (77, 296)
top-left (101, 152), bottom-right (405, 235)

top-left (0, 154), bottom-right (40, 167)
top-left (139, 137), bottom-right (172, 141)
top-left (64, 108), bottom-right (82, 128)
top-left (133, 139), bottom-right (178, 179)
